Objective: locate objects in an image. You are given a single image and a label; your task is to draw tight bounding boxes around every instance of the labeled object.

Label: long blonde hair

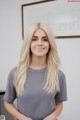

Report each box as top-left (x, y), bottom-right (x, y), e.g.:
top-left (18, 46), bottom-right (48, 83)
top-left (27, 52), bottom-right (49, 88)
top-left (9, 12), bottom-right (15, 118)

top-left (13, 22), bottom-right (61, 95)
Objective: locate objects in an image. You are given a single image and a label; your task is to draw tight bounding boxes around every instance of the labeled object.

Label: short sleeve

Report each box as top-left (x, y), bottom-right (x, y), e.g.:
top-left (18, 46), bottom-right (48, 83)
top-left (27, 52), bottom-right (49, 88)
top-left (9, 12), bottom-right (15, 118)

top-left (55, 70), bottom-right (67, 102)
top-left (3, 67), bottom-right (17, 103)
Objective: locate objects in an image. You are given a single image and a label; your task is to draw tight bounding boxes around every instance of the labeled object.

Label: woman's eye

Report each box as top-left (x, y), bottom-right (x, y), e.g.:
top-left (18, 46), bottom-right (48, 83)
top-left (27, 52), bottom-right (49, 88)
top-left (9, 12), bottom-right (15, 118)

top-left (32, 39), bottom-right (37, 41)
top-left (43, 39), bottom-right (48, 41)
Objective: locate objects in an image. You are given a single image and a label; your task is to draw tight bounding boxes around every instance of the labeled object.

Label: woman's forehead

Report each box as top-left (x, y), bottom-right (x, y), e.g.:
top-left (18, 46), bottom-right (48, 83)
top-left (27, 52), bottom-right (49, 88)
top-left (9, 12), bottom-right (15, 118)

top-left (33, 28), bottom-right (47, 36)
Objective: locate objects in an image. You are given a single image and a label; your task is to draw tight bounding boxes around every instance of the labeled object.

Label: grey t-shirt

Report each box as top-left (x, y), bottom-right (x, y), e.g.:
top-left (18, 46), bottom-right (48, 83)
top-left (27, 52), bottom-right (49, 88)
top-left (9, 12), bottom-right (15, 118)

top-left (3, 67), bottom-right (67, 120)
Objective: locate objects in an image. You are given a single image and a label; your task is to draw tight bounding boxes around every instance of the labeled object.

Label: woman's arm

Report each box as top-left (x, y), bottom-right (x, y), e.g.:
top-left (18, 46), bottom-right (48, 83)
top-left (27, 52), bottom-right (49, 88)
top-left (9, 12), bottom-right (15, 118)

top-left (4, 101), bottom-right (32, 120)
top-left (43, 101), bottom-right (63, 120)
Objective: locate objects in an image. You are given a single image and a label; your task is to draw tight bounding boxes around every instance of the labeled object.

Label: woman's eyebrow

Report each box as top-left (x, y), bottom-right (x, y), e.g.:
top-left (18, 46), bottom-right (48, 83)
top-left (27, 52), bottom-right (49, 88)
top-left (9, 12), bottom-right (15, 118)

top-left (32, 36), bottom-right (48, 38)
top-left (32, 36), bottom-right (38, 38)
top-left (42, 36), bottom-right (48, 38)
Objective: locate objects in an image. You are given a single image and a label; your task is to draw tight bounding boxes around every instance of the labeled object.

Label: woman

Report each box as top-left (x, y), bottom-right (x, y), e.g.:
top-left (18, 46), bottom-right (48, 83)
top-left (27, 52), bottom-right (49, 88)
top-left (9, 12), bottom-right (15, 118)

top-left (3, 22), bottom-right (67, 120)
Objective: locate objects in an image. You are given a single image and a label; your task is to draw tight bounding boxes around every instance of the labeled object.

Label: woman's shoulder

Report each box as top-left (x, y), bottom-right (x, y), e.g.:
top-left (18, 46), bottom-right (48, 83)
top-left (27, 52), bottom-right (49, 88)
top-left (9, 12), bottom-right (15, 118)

top-left (6, 67), bottom-right (17, 85)
top-left (8, 66), bottom-right (17, 77)
top-left (58, 69), bottom-right (66, 82)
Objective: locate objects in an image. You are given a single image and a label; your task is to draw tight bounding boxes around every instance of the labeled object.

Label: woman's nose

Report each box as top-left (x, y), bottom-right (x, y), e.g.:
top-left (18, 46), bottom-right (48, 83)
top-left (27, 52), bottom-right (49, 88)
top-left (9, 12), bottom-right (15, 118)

top-left (37, 39), bottom-right (42, 45)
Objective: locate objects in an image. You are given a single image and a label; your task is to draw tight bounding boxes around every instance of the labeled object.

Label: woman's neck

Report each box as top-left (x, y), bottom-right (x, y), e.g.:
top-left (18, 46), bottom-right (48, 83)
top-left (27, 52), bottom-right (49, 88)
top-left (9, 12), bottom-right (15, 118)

top-left (30, 55), bottom-right (47, 69)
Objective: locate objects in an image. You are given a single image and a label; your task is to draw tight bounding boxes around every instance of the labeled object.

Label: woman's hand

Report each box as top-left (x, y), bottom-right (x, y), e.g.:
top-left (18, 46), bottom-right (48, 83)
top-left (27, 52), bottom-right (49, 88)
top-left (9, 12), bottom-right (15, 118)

top-left (24, 118), bottom-right (32, 120)
top-left (43, 101), bottom-right (63, 120)
top-left (19, 115), bottom-right (32, 120)
top-left (43, 113), bottom-right (57, 120)
top-left (26, 118), bottom-right (32, 120)
top-left (4, 102), bottom-right (32, 120)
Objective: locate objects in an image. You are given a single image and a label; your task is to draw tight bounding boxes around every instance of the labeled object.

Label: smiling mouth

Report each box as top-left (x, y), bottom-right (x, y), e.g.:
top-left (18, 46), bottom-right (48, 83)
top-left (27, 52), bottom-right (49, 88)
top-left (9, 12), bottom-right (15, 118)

top-left (36, 46), bottom-right (45, 49)
top-left (35, 48), bottom-right (45, 52)
top-left (37, 48), bottom-right (44, 50)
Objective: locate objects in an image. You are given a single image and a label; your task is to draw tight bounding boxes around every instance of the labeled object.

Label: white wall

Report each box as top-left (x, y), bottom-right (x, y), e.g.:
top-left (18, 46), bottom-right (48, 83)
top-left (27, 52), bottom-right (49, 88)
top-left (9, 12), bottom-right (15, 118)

top-left (56, 38), bottom-right (80, 120)
top-left (0, 0), bottom-right (80, 120)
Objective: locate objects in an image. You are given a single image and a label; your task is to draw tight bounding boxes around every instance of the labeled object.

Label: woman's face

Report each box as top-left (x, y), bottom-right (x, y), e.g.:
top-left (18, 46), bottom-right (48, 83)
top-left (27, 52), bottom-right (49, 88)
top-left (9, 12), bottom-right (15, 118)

top-left (30, 28), bottom-right (50, 58)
